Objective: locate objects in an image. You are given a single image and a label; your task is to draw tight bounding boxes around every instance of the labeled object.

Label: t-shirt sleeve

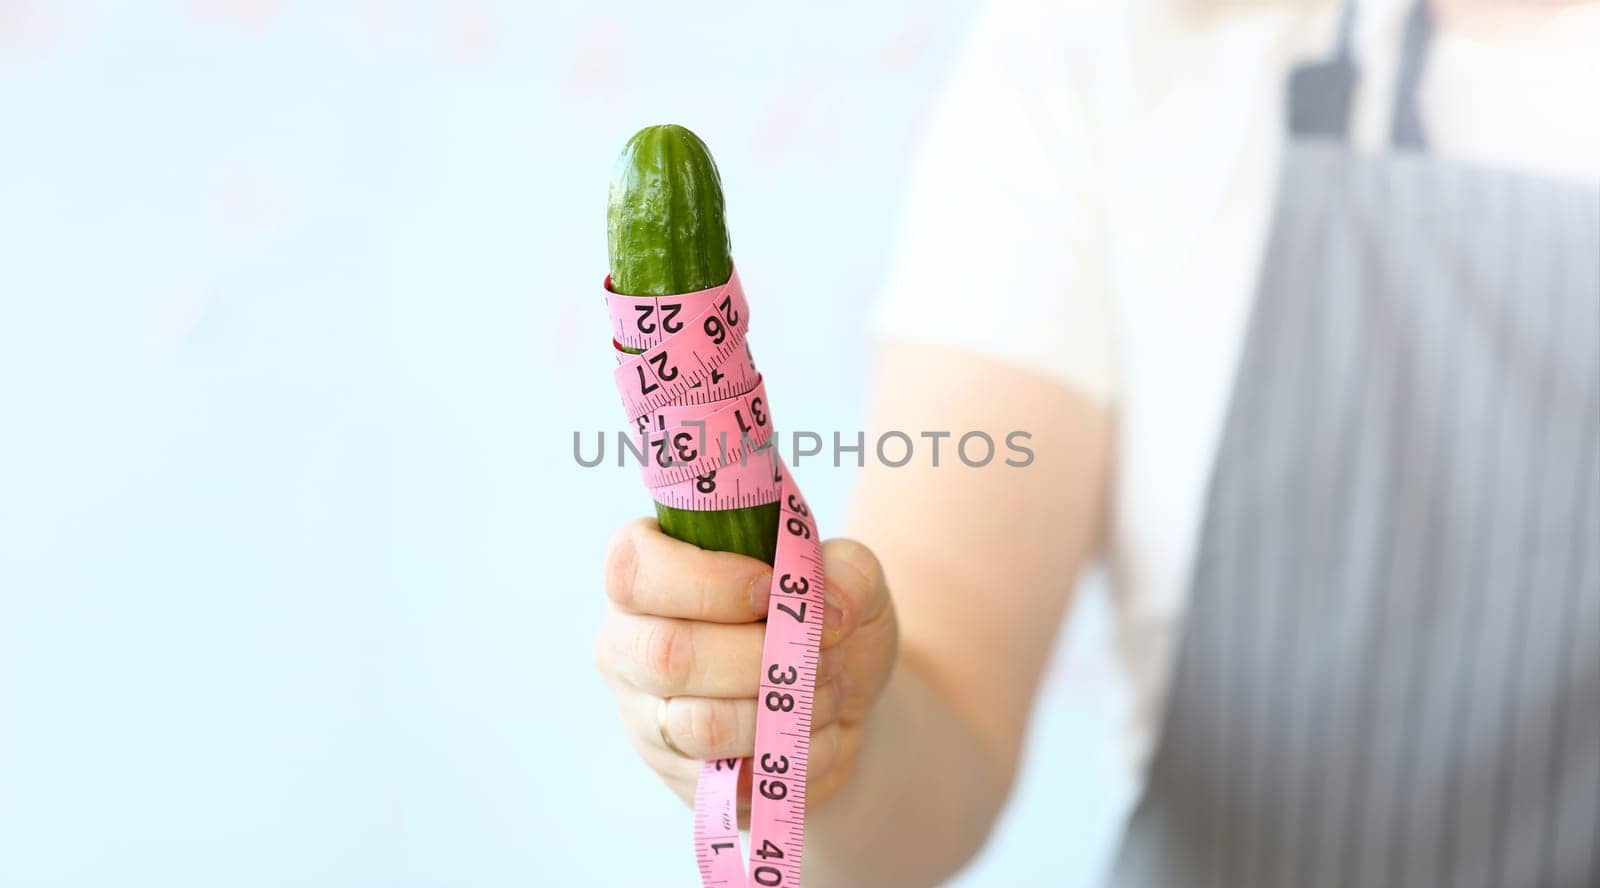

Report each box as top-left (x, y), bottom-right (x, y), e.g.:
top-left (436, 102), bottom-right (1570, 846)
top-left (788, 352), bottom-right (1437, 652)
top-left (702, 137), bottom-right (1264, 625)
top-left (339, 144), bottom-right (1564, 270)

top-left (872, 0), bottom-right (1118, 407)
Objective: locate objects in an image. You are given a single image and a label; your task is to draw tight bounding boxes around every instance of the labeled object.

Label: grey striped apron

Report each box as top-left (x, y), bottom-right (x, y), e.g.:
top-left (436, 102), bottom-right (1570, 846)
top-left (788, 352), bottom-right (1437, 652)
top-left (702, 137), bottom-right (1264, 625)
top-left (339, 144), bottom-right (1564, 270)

top-left (1108, 3), bottom-right (1600, 887)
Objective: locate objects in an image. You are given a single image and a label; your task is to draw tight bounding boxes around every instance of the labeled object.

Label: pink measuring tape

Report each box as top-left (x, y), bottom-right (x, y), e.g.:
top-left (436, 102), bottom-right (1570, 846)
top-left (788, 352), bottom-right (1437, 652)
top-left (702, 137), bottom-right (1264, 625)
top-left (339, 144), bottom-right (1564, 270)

top-left (606, 266), bottom-right (825, 887)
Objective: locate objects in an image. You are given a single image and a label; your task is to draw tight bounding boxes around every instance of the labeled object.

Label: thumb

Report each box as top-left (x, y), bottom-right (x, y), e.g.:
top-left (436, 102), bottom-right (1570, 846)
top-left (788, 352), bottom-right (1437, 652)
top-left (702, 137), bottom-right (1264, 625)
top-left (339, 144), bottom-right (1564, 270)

top-left (819, 538), bottom-right (889, 649)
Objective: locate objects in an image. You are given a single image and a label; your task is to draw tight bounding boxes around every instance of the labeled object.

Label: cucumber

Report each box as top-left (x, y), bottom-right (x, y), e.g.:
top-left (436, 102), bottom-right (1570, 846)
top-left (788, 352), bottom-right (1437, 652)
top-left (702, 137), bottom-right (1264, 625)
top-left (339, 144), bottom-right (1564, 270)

top-left (608, 124), bottom-right (780, 565)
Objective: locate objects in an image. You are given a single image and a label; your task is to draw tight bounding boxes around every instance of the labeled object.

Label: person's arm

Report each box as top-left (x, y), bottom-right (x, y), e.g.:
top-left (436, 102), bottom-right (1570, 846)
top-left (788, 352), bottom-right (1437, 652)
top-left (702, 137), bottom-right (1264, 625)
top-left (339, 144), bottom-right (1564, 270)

top-left (592, 340), bottom-right (1110, 885)
top-left (801, 340), bottom-right (1111, 884)
top-left (595, 2), bottom-right (1116, 880)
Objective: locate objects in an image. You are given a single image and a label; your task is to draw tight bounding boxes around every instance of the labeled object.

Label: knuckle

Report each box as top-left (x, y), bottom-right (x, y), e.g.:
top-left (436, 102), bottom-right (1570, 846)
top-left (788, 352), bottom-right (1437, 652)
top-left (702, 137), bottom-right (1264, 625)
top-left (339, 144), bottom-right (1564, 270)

top-left (603, 524), bottom-right (640, 608)
top-left (638, 620), bottom-right (693, 692)
top-left (592, 615), bottom-right (624, 679)
top-left (814, 679), bottom-right (841, 725)
top-left (810, 723), bottom-right (862, 808)
top-left (809, 720), bottom-right (842, 775)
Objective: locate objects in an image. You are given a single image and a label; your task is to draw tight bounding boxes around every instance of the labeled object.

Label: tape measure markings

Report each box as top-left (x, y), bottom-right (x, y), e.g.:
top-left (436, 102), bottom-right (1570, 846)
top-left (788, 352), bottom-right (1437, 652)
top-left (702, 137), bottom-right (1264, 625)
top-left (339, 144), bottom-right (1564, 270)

top-left (607, 265), bottom-right (824, 888)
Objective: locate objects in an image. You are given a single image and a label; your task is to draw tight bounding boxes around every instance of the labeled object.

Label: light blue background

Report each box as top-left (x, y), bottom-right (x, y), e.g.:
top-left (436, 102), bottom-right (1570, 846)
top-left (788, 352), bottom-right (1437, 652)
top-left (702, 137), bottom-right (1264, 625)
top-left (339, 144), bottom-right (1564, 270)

top-left (0, 2), bottom-right (1130, 885)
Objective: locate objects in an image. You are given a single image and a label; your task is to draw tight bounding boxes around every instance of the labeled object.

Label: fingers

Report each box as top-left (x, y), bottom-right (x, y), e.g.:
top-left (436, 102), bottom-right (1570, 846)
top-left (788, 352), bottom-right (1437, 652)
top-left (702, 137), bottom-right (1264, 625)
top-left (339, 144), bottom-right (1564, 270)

top-left (595, 532), bottom-right (894, 715)
top-left (837, 610), bottom-right (897, 723)
top-left (619, 682), bottom-right (844, 764)
top-left (601, 523), bottom-right (891, 648)
top-left (605, 518), bottom-right (773, 623)
top-left (597, 603), bottom-right (864, 711)
top-left (806, 721), bottom-right (863, 805)
top-left (818, 539), bottom-right (898, 723)
top-left (658, 693), bottom-right (758, 761)
top-left (819, 538), bottom-right (890, 649)
top-left (598, 608), bottom-right (768, 697)
top-left (597, 522), bottom-right (895, 813)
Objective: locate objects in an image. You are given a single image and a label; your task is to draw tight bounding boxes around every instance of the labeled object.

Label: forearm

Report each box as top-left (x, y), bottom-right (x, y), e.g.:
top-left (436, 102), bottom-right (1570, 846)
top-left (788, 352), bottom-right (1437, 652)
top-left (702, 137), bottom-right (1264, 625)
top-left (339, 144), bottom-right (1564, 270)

top-left (803, 647), bottom-right (1011, 887)
top-left (796, 343), bottom-right (1113, 884)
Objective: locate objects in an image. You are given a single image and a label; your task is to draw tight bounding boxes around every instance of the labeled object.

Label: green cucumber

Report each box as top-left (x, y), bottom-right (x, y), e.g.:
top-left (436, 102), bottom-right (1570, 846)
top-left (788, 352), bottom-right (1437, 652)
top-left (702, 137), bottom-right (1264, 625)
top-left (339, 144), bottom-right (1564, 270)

top-left (608, 124), bottom-right (780, 565)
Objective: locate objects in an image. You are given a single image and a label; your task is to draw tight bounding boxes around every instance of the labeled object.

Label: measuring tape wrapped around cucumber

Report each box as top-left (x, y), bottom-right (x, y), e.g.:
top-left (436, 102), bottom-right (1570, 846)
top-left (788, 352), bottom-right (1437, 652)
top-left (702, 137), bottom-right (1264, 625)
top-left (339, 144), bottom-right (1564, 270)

top-left (605, 124), bottom-right (825, 887)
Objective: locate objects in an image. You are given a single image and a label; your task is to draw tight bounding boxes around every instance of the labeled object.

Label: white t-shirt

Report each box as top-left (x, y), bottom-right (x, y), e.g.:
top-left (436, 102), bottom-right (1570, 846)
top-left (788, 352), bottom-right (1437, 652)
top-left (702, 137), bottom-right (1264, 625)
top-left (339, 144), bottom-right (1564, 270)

top-left (875, 0), bottom-right (1600, 781)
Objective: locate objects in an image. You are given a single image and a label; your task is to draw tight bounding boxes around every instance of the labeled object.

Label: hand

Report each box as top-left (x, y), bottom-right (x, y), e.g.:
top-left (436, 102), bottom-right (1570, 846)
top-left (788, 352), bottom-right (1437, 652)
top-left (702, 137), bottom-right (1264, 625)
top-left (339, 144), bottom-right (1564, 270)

top-left (594, 517), bottom-right (898, 814)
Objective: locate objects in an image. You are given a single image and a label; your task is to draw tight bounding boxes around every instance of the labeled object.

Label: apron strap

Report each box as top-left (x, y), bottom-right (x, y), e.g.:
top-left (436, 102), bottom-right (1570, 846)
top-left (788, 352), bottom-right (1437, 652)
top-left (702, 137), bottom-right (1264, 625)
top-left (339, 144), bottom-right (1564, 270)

top-left (1286, 0), bottom-right (1433, 150)
top-left (1389, 0), bottom-right (1433, 150)
top-left (1286, 1), bottom-right (1358, 140)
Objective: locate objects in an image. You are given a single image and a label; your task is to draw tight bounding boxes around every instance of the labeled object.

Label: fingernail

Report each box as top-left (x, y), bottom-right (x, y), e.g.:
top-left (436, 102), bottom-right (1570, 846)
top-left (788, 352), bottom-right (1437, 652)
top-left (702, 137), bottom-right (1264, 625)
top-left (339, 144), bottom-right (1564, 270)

top-left (748, 571), bottom-right (773, 614)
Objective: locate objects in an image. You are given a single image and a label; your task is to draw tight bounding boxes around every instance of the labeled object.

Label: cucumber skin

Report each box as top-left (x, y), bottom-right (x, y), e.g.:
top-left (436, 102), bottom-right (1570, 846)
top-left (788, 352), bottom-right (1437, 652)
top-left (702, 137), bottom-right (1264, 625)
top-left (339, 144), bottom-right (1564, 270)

top-left (608, 124), bottom-right (780, 566)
